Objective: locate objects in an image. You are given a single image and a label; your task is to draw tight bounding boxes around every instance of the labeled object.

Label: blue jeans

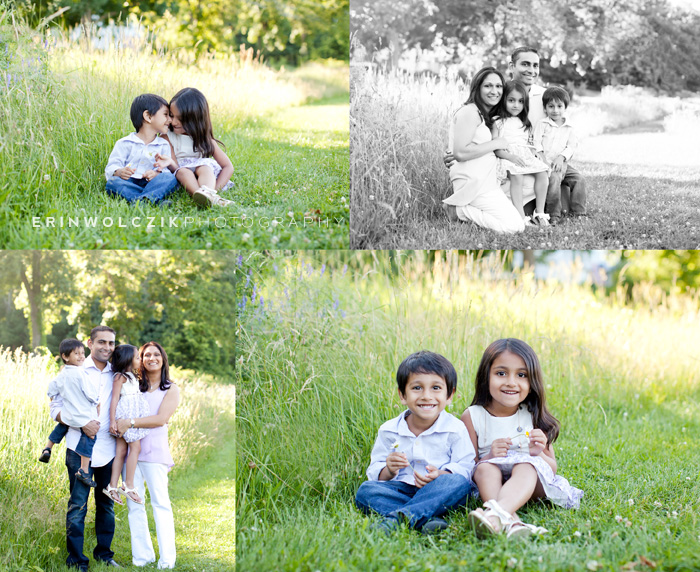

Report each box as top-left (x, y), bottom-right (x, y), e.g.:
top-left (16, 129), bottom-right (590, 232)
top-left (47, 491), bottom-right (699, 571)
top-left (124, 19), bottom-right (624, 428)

top-left (105, 170), bottom-right (178, 204)
top-left (49, 423), bottom-right (95, 458)
top-left (65, 449), bottom-right (115, 570)
top-left (544, 164), bottom-right (586, 217)
top-left (355, 473), bottom-right (473, 529)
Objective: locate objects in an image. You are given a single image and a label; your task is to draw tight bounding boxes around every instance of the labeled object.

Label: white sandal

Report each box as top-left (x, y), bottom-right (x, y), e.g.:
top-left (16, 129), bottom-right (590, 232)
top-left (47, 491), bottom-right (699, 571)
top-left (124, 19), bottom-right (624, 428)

top-left (468, 507), bottom-right (501, 537)
top-left (532, 211), bottom-right (550, 227)
top-left (102, 484), bottom-right (124, 505)
top-left (120, 485), bottom-right (144, 505)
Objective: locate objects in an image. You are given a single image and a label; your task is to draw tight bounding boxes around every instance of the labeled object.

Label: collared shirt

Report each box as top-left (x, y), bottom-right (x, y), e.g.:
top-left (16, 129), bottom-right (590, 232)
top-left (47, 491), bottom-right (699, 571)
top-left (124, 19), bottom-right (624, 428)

top-left (104, 132), bottom-right (172, 180)
top-left (366, 410), bottom-right (475, 486)
top-left (46, 365), bottom-right (98, 427)
top-left (533, 116), bottom-right (578, 163)
top-left (528, 84), bottom-right (547, 126)
top-left (50, 355), bottom-right (116, 467)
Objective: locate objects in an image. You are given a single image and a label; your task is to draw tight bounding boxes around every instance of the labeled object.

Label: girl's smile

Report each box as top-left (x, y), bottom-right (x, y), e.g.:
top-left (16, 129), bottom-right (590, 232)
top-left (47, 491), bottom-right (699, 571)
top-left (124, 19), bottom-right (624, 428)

top-left (487, 350), bottom-right (530, 415)
top-left (169, 102), bottom-right (185, 134)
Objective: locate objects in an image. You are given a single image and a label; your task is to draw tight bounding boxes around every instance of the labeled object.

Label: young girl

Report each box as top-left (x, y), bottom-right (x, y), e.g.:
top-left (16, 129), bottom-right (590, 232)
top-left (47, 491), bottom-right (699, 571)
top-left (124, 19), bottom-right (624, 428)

top-left (103, 344), bottom-right (151, 505)
top-left (461, 338), bottom-right (583, 538)
top-left (161, 87), bottom-right (235, 208)
top-left (492, 81), bottom-right (550, 227)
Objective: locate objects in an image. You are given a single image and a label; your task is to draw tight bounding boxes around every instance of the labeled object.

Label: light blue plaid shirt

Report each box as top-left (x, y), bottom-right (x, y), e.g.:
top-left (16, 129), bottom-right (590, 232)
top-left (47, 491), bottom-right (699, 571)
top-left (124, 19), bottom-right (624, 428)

top-left (104, 132), bottom-right (171, 180)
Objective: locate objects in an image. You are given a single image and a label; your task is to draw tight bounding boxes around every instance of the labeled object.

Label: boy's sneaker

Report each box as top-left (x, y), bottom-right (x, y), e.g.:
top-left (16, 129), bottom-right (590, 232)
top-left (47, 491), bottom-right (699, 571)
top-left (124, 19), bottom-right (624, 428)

top-left (39, 447), bottom-right (51, 463)
top-left (422, 518), bottom-right (449, 534)
top-left (371, 517), bottom-right (399, 535)
top-left (76, 468), bottom-right (96, 488)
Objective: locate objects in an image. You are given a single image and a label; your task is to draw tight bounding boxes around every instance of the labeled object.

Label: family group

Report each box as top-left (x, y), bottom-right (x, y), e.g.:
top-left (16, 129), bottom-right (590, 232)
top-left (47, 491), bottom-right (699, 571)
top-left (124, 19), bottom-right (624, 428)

top-left (443, 47), bottom-right (587, 233)
top-left (39, 326), bottom-right (180, 570)
top-left (355, 339), bottom-right (583, 536)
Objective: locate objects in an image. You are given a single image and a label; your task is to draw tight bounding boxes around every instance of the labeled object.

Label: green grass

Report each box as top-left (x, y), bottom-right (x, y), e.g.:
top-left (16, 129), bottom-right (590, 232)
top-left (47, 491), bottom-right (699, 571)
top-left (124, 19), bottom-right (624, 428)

top-left (0, 21), bottom-right (349, 249)
top-left (0, 348), bottom-right (235, 571)
top-left (350, 69), bottom-right (700, 249)
top-left (236, 251), bottom-right (700, 572)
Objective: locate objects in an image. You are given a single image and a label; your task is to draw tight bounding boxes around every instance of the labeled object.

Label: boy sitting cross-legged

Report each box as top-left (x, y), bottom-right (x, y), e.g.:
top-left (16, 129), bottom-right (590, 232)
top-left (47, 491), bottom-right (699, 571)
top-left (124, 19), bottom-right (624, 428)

top-left (355, 351), bottom-right (476, 534)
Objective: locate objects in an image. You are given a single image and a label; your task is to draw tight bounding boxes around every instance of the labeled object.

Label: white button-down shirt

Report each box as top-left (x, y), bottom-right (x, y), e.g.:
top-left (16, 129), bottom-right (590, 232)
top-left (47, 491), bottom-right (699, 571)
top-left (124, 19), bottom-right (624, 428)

top-left (528, 84), bottom-right (547, 126)
top-left (46, 365), bottom-right (98, 427)
top-left (533, 116), bottom-right (579, 164)
top-left (50, 355), bottom-right (116, 467)
top-left (104, 132), bottom-right (172, 180)
top-left (366, 410), bottom-right (475, 486)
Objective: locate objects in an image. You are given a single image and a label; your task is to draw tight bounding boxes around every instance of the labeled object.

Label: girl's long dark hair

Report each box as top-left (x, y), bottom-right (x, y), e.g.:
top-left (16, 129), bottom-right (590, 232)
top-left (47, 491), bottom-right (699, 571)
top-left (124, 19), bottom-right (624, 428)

top-left (110, 344), bottom-right (139, 377)
top-left (466, 67), bottom-right (505, 129)
top-left (170, 87), bottom-right (223, 158)
top-left (494, 80), bottom-right (532, 131)
top-left (139, 341), bottom-right (172, 393)
top-left (470, 338), bottom-right (560, 444)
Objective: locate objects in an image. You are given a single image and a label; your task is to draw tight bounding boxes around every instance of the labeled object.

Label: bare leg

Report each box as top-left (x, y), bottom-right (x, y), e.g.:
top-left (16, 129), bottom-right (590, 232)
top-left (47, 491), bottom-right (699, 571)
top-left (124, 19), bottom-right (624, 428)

top-left (109, 438), bottom-right (128, 488)
top-left (533, 172), bottom-right (548, 216)
top-left (195, 165), bottom-right (216, 189)
top-left (80, 455), bottom-right (91, 473)
top-left (44, 440), bottom-right (55, 450)
top-left (473, 463), bottom-right (505, 528)
top-left (496, 463), bottom-right (541, 518)
top-left (176, 169), bottom-right (201, 196)
top-left (508, 174), bottom-right (525, 219)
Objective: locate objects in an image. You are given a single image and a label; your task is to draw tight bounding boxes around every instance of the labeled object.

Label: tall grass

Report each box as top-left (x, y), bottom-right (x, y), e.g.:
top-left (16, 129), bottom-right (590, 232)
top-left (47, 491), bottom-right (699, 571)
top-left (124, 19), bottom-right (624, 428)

top-left (350, 69), bottom-right (691, 248)
top-left (0, 347), bottom-right (235, 571)
top-left (237, 250), bottom-right (700, 571)
top-left (0, 15), bottom-right (349, 249)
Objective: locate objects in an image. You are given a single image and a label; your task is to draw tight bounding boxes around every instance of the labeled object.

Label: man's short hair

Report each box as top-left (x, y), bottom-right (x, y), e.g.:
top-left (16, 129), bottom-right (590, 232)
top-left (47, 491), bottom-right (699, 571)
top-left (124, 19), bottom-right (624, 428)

top-left (130, 94), bottom-right (169, 131)
top-left (511, 46), bottom-right (539, 64)
top-left (90, 325), bottom-right (116, 341)
top-left (396, 350), bottom-right (458, 398)
top-left (542, 85), bottom-right (571, 108)
top-left (58, 338), bottom-right (84, 363)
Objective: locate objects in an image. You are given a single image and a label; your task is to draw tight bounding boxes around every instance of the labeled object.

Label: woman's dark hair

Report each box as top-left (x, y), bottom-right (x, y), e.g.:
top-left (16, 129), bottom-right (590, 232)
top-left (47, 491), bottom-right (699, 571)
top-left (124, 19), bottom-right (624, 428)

top-left (396, 350), bottom-right (458, 398)
top-left (495, 80), bottom-right (532, 131)
top-left (471, 338), bottom-right (560, 444)
top-left (169, 87), bottom-right (223, 158)
top-left (466, 67), bottom-right (505, 129)
top-left (139, 341), bottom-right (172, 393)
top-left (111, 344), bottom-right (139, 376)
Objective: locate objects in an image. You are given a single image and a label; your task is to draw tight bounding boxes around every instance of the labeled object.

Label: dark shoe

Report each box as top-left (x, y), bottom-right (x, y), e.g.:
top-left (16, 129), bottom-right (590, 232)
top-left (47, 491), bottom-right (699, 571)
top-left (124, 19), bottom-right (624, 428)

top-left (100, 558), bottom-right (121, 567)
top-left (76, 468), bottom-right (96, 488)
top-left (422, 517), bottom-right (449, 534)
top-left (548, 216), bottom-right (562, 226)
top-left (571, 212), bottom-right (589, 218)
top-left (371, 517), bottom-right (399, 535)
top-left (39, 447), bottom-right (51, 463)
top-left (157, 200), bottom-right (173, 208)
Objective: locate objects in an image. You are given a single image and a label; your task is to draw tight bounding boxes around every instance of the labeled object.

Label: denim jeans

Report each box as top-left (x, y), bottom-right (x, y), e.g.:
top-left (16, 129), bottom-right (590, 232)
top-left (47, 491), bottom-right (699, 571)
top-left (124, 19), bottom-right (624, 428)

top-left (355, 473), bottom-right (473, 529)
top-left (544, 164), bottom-right (586, 218)
top-left (50, 423), bottom-right (95, 458)
top-left (105, 170), bottom-right (178, 204)
top-left (65, 449), bottom-right (115, 570)
top-left (49, 422), bottom-right (69, 444)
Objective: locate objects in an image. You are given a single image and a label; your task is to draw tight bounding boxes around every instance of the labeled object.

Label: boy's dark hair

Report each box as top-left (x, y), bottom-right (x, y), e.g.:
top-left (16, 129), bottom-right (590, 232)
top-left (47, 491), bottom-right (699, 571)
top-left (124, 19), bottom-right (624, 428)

top-left (510, 46), bottom-right (539, 64)
top-left (396, 351), bottom-right (458, 397)
top-left (90, 325), bottom-right (116, 340)
top-left (130, 93), bottom-right (169, 131)
top-left (542, 85), bottom-right (571, 109)
top-left (59, 338), bottom-right (84, 363)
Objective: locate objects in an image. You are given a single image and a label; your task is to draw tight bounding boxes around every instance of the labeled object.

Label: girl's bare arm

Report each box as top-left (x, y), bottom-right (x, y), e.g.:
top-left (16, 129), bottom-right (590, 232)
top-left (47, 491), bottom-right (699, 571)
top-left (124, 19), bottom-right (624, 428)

top-left (212, 140), bottom-right (234, 190)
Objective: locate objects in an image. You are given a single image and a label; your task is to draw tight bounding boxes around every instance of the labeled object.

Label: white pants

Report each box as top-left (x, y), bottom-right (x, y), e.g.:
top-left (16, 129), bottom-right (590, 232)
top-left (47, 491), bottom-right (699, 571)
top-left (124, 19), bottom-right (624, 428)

top-left (126, 462), bottom-right (176, 569)
top-left (455, 187), bottom-right (525, 233)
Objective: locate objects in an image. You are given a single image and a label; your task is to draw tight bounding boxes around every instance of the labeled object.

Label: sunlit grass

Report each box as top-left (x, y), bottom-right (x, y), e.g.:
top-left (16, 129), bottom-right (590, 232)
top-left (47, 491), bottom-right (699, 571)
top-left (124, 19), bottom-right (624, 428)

top-left (237, 251), bottom-right (700, 571)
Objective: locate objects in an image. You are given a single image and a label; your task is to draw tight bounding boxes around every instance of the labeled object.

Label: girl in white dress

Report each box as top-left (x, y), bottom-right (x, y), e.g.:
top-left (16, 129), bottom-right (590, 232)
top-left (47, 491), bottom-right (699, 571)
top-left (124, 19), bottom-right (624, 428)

top-left (492, 81), bottom-right (550, 227)
top-left (164, 87), bottom-right (234, 208)
top-left (103, 344), bottom-right (151, 505)
top-left (461, 338), bottom-right (583, 538)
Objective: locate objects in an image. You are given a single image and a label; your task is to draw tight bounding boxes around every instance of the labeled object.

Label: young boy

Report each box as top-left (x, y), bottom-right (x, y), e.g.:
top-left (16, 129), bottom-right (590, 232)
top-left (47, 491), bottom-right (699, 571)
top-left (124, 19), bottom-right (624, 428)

top-left (39, 338), bottom-right (99, 488)
top-left (104, 93), bottom-right (179, 205)
top-left (355, 351), bottom-right (475, 533)
top-left (533, 85), bottom-right (587, 224)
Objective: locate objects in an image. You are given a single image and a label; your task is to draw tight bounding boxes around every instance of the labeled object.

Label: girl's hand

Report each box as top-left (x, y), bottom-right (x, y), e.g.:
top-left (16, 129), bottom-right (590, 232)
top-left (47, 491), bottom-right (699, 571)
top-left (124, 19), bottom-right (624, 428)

top-left (114, 166), bottom-right (135, 180)
top-left (109, 420), bottom-right (119, 435)
top-left (528, 428), bottom-right (547, 456)
top-left (154, 154), bottom-right (174, 171)
top-left (385, 451), bottom-right (410, 476)
top-left (511, 156), bottom-right (528, 167)
top-left (490, 438), bottom-right (512, 458)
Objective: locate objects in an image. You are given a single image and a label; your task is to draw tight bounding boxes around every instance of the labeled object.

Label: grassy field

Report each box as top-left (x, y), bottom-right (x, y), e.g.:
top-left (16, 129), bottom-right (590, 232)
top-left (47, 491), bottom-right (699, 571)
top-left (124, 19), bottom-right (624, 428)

top-left (0, 348), bottom-right (235, 571)
top-left (236, 250), bottom-right (700, 572)
top-left (0, 17), bottom-right (349, 249)
top-left (350, 69), bottom-right (700, 249)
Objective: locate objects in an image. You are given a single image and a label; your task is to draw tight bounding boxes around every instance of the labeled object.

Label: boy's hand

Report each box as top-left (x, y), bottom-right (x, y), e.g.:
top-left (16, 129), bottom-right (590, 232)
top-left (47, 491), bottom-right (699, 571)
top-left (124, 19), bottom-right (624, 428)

top-left (143, 169), bottom-right (158, 182)
top-left (528, 428), bottom-right (547, 456)
top-left (489, 437), bottom-right (512, 458)
top-left (413, 465), bottom-right (446, 489)
top-left (114, 166), bottom-right (135, 180)
top-left (385, 451), bottom-right (410, 476)
top-left (443, 150), bottom-right (456, 169)
top-left (154, 153), bottom-right (174, 171)
top-left (551, 156), bottom-right (566, 175)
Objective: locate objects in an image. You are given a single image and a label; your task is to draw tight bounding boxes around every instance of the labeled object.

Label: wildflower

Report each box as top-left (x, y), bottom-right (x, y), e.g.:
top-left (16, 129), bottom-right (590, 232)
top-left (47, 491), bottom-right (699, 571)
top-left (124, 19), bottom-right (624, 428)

top-left (237, 254), bottom-right (243, 266)
top-left (271, 236), bottom-right (279, 245)
top-left (507, 558), bottom-right (517, 568)
top-left (615, 515), bottom-right (623, 523)
top-left (242, 233), bottom-right (250, 242)
top-left (43, 174), bottom-right (50, 182)
top-left (586, 561), bottom-right (599, 571)
top-left (255, 200), bottom-right (260, 205)
top-left (369, 195), bottom-right (375, 200)
top-left (205, 242), bottom-right (212, 249)
top-left (574, 531), bottom-right (582, 537)
top-left (271, 220), bottom-right (279, 228)
top-left (391, 440), bottom-right (401, 452)
top-left (288, 211), bottom-right (294, 217)
top-left (628, 499), bottom-right (634, 506)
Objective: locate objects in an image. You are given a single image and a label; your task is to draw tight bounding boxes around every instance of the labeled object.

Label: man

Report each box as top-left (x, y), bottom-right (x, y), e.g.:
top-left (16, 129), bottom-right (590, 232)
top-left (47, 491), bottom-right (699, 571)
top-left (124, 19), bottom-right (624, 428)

top-left (51, 326), bottom-right (120, 571)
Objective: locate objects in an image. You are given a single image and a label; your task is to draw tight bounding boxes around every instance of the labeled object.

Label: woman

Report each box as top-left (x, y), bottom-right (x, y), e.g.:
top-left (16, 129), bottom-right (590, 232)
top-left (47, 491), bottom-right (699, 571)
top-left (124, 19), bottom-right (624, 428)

top-left (115, 341), bottom-right (180, 569)
top-left (443, 67), bottom-right (525, 233)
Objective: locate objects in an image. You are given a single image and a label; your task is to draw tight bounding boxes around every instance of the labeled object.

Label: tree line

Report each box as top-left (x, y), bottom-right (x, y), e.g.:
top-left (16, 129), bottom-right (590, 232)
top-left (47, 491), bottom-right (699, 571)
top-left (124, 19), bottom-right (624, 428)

top-left (0, 251), bottom-right (240, 374)
top-left (351, 0), bottom-right (700, 92)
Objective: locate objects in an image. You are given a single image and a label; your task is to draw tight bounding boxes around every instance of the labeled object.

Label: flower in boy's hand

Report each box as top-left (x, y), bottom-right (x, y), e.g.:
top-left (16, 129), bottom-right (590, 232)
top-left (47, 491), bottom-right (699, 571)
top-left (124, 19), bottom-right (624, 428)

top-left (391, 440), bottom-right (401, 452)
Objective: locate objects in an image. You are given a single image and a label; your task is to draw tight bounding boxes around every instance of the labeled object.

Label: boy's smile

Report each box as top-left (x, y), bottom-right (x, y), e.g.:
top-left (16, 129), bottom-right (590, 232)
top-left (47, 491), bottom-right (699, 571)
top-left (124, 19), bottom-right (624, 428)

top-left (64, 347), bottom-right (85, 367)
top-left (399, 372), bottom-right (452, 434)
top-left (545, 100), bottom-right (567, 125)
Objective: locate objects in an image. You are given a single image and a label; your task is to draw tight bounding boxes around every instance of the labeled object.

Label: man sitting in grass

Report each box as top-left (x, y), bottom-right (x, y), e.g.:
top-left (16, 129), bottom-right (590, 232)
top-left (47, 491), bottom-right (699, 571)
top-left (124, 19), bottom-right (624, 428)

top-left (355, 351), bottom-right (475, 534)
top-left (533, 85), bottom-right (587, 224)
top-left (104, 94), bottom-right (179, 205)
